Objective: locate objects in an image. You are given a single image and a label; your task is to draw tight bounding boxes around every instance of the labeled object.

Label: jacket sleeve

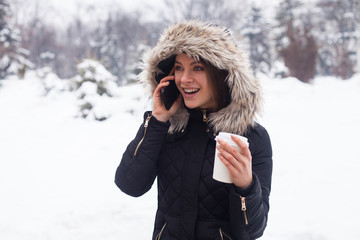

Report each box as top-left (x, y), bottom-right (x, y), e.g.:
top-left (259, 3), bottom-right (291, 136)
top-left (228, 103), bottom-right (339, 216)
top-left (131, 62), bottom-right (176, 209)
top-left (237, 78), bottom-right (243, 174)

top-left (115, 112), bottom-right (170, 197)
top-left (229, 124), bottom-right (273, 239)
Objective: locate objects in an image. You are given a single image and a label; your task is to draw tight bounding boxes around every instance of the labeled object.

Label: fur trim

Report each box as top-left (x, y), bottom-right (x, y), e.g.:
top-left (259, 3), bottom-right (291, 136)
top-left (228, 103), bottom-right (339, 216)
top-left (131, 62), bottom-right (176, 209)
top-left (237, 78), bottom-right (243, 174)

top-left (139, 20), bottom-right (262, 135)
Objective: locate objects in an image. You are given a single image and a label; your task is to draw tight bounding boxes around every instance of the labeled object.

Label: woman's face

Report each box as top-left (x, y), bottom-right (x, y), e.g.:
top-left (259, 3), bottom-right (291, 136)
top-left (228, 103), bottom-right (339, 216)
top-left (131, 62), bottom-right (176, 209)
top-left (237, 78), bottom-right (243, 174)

top-left (174, 53), bottom-right (216, 111)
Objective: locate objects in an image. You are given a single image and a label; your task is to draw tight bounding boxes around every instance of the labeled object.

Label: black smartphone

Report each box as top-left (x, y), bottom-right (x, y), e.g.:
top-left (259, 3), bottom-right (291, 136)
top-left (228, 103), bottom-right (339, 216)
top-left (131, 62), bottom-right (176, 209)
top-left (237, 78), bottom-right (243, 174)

top-left (161, 79), bottom-right (180, 110)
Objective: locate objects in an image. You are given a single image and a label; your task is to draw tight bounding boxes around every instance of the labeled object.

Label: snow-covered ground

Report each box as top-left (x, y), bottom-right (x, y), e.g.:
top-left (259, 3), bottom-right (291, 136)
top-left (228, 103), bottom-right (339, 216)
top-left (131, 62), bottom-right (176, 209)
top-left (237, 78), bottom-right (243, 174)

top-left (0, 72), bottom-right (359, 239)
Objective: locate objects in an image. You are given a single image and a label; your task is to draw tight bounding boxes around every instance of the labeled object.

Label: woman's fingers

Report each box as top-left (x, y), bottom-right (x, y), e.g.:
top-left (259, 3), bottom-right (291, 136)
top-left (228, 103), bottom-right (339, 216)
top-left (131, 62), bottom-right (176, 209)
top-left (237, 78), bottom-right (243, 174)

top-left (231, 135), bottom-right (251, 159)
top-left (217, 139), bottom-right (242, 161)
top-left (159, 75), bottom-right (175, 83)
top-left (216, 143), bottom-right (241, 168)
top-left (157, 79), bottom-right (170, 90)
top-left (216, 138), bottom-right (253, 188)
top-left (154, 80), bottom-right (170, 99)
top-left (217, 153), bottom-right (238, 172)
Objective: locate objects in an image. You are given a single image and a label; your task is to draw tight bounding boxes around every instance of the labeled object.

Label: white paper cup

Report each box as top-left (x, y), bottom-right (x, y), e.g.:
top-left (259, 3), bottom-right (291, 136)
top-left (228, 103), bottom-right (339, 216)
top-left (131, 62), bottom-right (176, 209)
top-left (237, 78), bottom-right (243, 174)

top-left (213, 132), bottom-right (249, 183)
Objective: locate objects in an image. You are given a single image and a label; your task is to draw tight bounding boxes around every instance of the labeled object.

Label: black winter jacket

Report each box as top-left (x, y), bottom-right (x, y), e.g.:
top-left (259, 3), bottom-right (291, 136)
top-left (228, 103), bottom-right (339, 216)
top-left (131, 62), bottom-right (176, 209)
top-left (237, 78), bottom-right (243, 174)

top-left (115, 110), bottom-right (272, 239)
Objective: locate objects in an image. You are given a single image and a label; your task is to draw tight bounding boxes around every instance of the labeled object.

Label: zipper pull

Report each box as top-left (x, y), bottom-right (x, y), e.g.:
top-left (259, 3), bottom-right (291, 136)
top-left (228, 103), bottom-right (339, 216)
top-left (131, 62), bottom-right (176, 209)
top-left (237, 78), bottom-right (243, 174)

top-left (219, 228), bottom-right (224, 240)
top-left (144, 114), bottom-right (151, 127)
top-left (202, 110), bottom-right (207, 122)
top-left (240, 196), bottom-right (249, 225)
top-left (134, 114), bottom-right (152, 157)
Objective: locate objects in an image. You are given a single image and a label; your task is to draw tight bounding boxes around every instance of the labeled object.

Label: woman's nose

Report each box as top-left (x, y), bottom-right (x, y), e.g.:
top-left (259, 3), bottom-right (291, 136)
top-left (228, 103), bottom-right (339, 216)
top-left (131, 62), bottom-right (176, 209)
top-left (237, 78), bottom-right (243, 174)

top-left (180, 70), bottom-right (193, 84)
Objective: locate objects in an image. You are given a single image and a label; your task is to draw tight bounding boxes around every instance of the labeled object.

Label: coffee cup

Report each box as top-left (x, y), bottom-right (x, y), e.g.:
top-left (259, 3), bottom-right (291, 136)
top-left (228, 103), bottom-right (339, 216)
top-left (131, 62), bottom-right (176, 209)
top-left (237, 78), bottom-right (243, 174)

top-left (213, 132), bottom-right (248, 183)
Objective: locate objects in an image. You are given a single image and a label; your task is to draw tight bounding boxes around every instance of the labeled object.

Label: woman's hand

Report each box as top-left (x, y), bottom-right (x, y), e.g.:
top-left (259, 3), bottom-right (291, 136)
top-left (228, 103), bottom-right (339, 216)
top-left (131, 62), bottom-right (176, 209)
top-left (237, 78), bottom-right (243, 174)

top-left (152, 69), bottom-right (182, 122)
top-left (216, 136), bottom-right (253, 189)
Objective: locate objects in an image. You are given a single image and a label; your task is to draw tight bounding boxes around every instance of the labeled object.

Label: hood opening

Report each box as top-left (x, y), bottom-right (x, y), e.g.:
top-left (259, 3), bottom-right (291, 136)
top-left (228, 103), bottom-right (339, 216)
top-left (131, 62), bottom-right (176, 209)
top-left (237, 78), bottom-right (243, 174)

top-left (141, 20), bottom-right (262, 134)
top-left (202, 59), bottom-right (231, 111)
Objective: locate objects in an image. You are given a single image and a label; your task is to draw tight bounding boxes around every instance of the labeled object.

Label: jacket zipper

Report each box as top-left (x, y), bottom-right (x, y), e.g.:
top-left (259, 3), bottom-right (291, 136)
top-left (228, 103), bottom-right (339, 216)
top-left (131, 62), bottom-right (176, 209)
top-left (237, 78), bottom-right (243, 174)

top-left (134, 114), bottom-right (152, 157)
top-left (219, 228), bottom-right (233, 240)
top-left (202, 109), bottom-right (207, 122)
top-left (155, 222), bottom-right (167, 240)
top-left (240, 196), bottom-right (249, 225)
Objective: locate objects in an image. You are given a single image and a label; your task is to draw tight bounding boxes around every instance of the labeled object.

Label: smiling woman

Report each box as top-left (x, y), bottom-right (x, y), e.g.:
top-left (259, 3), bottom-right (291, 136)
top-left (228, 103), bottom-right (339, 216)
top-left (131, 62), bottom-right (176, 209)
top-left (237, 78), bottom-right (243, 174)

top-left (115, 20), bottom-right (273, 240)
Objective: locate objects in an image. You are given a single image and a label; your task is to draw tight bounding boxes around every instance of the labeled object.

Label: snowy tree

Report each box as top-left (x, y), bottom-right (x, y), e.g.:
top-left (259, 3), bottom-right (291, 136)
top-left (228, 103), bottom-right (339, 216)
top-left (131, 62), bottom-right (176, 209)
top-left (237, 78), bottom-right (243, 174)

top-left (22, 22), bottom-right (57, 69)
top-left (160, 0), bottom-right (247, 30)
top-left (16, 1), bottom-right (92, 79)
top-left (316, 0), bottom-right (359, 79)
top-left (90, 11), bottom-right (148, 85)
top-left (274, 0), bottom-right (303, 52)
top-left (22, 10), bottom-right (88, 79)
top-left (0, 0), bottom-right (12, 78)
top-left (72, 59), bottom-right (118, 121)
top-left (0, 0), bottom-right (32, 79)
top-left (275, 0), bottom-right (319, 82)
top-left (241, 5), bottom-right (272, 75)
top-left (62, 6), bottom-right (92, 78)
top-left (36, 66), bottom-right (70, 96)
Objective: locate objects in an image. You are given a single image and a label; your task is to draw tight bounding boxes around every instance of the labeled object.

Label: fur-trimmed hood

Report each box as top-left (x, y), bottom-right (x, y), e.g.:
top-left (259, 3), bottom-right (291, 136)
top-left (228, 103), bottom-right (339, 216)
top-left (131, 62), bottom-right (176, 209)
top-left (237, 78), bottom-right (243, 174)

top-left (139, 20), bottom-right (262, 135)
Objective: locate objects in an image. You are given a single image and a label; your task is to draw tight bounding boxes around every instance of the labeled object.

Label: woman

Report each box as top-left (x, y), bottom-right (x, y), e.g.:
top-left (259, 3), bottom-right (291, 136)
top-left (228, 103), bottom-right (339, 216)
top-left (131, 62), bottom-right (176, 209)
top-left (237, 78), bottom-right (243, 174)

top-left (115, 20), bottom-right (272, 240)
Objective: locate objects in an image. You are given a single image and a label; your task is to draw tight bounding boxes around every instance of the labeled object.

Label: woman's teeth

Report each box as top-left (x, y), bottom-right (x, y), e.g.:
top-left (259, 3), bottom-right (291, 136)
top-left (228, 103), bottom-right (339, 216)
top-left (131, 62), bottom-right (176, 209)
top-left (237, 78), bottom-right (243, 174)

top-left (183, 89), bottom-right (199, 94)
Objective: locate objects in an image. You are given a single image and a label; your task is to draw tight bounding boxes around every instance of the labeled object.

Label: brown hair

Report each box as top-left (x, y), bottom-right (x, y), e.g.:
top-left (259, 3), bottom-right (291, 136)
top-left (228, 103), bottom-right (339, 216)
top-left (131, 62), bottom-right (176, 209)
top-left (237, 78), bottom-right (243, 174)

top-left (203, 60), bottom-right (231, 111)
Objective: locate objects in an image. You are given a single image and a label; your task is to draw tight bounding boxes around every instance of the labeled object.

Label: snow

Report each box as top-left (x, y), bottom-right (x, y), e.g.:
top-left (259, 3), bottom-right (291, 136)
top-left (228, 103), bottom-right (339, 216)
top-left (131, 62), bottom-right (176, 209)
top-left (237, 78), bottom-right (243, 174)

top-left (259, 74), bottom-right (360, 239)
top-left (0, 72), bottom-right (360, 239)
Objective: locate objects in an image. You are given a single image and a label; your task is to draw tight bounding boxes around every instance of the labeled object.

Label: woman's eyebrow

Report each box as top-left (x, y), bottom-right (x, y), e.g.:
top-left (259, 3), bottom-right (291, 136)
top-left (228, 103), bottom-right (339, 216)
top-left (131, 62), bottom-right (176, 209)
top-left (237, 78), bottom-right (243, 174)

top-left (175, 60), bottom-right (202, 65)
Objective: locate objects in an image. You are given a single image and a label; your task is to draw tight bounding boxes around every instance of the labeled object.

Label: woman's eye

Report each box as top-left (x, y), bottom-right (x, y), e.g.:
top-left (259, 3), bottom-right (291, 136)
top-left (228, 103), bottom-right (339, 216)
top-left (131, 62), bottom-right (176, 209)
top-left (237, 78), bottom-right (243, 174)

top-left (194, 66), bottom-right (204, 71)
top-left (175, 65), bottom-right (183, 71)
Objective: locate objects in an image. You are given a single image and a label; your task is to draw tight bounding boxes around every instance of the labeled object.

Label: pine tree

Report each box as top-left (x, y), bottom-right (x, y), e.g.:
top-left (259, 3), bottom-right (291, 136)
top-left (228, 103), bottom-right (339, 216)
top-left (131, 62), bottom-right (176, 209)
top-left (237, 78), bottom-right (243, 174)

top-left (274, 0), bottom-right (302, 52)
top-left (91, 11), bottom-right (148, 85)
top-left (161, 0), bottom-right (246, 30)
top-left (316, 0), bottom-right (359, 79)
top-left (242, 5), bottom-right (272, 75)
top-left (0, 0), bottom-right (14, 78)
top-left (73, 59), bottom-right (118, 120)
top-left (0, 0), bottom-right (32, 79)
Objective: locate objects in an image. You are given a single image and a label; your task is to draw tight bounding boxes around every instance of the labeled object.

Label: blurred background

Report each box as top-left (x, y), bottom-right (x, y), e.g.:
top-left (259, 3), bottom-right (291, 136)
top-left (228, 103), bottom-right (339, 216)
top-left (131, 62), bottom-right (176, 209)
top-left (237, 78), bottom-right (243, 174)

top-left (1, 0), bottom-right (360, 240)
top-left (2, 0), bottom-right (359, 83)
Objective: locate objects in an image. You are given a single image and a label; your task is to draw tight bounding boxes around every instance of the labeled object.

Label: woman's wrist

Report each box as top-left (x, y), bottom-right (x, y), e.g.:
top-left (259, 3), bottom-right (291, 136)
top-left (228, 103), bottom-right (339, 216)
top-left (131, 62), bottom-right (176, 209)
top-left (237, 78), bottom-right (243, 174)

top-left (152, 112), bottom-right (170, 123)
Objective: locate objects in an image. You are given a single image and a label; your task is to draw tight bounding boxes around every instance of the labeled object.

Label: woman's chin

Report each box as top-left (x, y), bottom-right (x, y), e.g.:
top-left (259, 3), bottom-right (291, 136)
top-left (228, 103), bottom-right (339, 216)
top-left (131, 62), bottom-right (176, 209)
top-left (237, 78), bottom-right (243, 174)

top-left (184, 102), bottom-right (198, 109)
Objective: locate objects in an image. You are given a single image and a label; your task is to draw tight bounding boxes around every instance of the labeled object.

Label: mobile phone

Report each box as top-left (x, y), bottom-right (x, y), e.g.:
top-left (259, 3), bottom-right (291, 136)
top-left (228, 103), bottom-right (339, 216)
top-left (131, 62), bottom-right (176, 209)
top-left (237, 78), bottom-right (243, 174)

top-left (161, 79), bottom-right (180, 110)
top-left (155, 55), bottom-right (176, 83)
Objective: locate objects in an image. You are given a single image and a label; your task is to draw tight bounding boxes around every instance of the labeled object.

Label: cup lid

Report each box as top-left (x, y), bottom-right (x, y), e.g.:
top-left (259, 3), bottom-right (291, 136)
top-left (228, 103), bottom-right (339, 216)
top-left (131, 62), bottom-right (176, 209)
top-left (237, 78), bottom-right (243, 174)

top-left (215, 132), bottom-right (248, 145)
